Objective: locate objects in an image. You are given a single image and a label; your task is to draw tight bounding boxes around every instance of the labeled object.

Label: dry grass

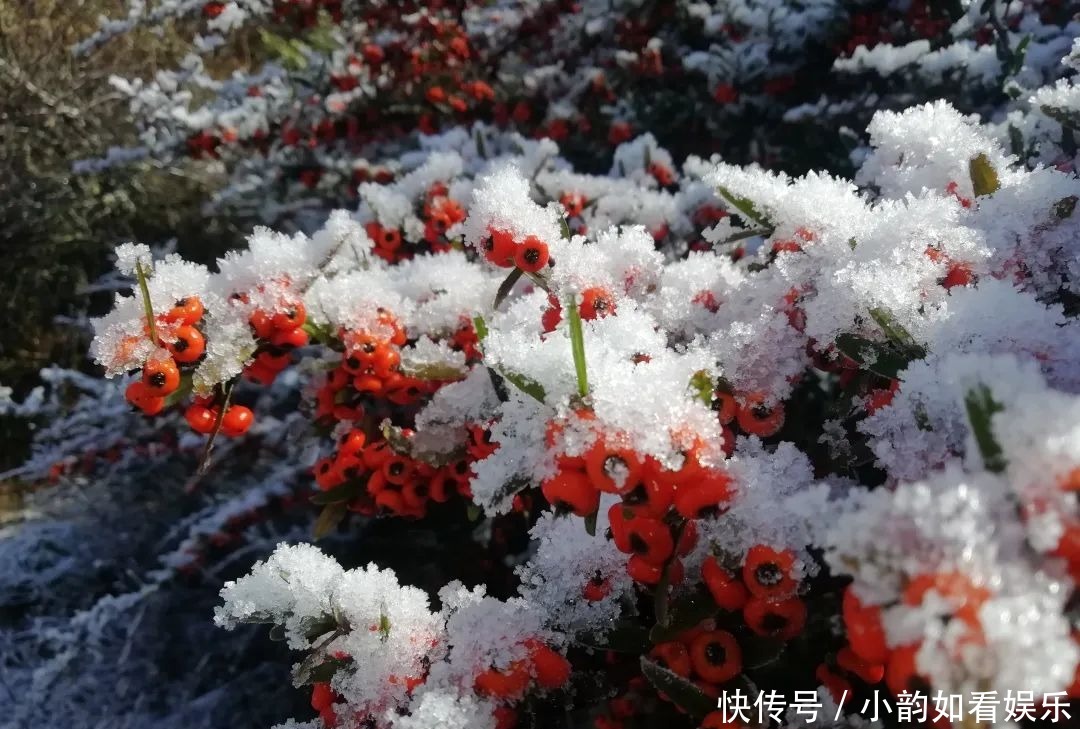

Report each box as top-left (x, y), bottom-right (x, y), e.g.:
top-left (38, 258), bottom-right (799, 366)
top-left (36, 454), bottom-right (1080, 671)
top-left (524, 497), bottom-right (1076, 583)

top-left (0, 0), bottom-right (262, 470)
top-left (0, 0), bottom-right (250, 396)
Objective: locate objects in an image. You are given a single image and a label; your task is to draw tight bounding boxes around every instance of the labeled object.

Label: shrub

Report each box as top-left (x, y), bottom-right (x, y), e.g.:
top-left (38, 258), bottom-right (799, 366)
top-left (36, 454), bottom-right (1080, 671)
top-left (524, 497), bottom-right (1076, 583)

top-left (83, 98), bottom-right (1080, 727)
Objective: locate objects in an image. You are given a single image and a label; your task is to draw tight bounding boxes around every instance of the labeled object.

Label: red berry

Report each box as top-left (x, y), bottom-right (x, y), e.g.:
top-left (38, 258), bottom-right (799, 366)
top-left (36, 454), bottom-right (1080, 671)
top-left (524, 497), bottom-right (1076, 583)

top-left (579, 287), bottom-right (616, 320)
top-left (582, 572), bottom-right (611, 602)
top-left (744, 596), bottom-right (806, 641)
top-left (702, 557), bottom-right (749, 611)
top-left (837, 645), bottom-right (885, 685)
top-left (185, 404), bottom-right (217, 434)
top-left (126, 380), bottom-right (166, 415)
top-left (272, 302), bottom-right (306, 331)
top-left (528, 643), bottom-right (571, 689)
top-left (221, 405), bottom-right (254, 437)
top-left (842, 586), bottom-right (890, 664)
top-left (735, 396), bottom-right (784, 437)
top-left (168, 325), bottom-right (206, 363)
top-left (623, 515), bottom-right (673, 566)
top-left (649, 641), bottom-right (691, 677)
top-left (672, 469), bottom-right (733, 519)
top-left (689, 630), bottom-right (742, 684)
top-left (165, 297), bottom-right (204, 325)
top-left (270, 327), bottom-right (309, 351)
top-left (142, 357), bottom-right (181, 395)
top-left (743, 544), bottom-right (798, 599)
top-left (541, 467), bottom-right (598, 517)
top-left (514, 236), bottom-right (550, 273)
top-left (482, 228), bottom-right (518, 267)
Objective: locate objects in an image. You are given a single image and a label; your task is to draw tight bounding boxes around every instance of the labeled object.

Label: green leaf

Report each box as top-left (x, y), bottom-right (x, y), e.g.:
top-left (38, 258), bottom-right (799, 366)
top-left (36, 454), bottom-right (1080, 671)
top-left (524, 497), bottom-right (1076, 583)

top-left (576, 622), bottom-right (649, 654)
top-left (381, 419), bottom-right (413, 455)
top-left (1008, 124), bottom-right (1025, 159)
top-left (304, 23), bottom-right (339, 54)
top-left (301, 614), bottom-right (339, 641)
top-left (1008, 35), bottom-right (1031, 77)
top-left (466, 503), bottom-right (483, 522)
top-left (868, 308), bottom-right (923, 352)
top-left (722, 227), bottom-right (773, 244)
top-left (1054, 196), bottom-right (1077, 220)
top-left (313, 502), bottom-right (347, 540)
top-left (294, 655), bottom-right (350, 686)
top-left (689, 370), bottom-right (714, 406)
top-left (559, 215), bottom-right (573, 241)
top-left (302, 320), bottom-right (337, 347)
top-left (567, 296), bottom-right (589, 398)
top-left (640, 657), bottom-right (717, 719)
top-left (310, 480), bottom-right (363, 505)
top-left (964, 385), bottom-right (1006, 473)
top-left (649, 590), bottom-right (718, 644)
top-left (969, 153), bottom-right (1000, 198)
top-left (472, 315), bottom-right (488, 342)
top-left (498, 369), bottom-right (547, 403)
top-left (741, 636), bottom-right (786, 669)
top-left (914, 404), bottom-right (933, 432)
top-left (379, 419), bottom-right (464, 467)
top-left (494, 268), bottom-right (524, 310)
top-left (474, 128), bottom-right (488, 159)
top-left (834, 333), bottom-right (918, 380)
top-left (400, 360), bottom-right (467, 381)
top-left (258, 28), bottom-right (309, 70)
top-left (583, 509), bottom-right (598, 536)
top-left (716, 185), bottom-right (770, 228)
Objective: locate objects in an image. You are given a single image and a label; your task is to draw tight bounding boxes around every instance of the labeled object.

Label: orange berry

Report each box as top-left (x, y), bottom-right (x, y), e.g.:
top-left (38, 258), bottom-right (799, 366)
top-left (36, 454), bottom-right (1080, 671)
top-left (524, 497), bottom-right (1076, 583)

top-left (142, 357), bottom-right (181, 395)
top-left (702, 557), bottom-right (749, 611)
top-left (514, 236), bottom-right (549, 273)
top-left (474, 661), bottom-right (530, 700)
top-left (688, 630), bottom-right (742, 684)
top-left (249, 309), bottom-right (275, 339)
top-left (649, 641), bottom-right (691, 677)
top-left (272, 301), bottom-right (306, 330)
top-left (579, 287), bottom-right (616, 320)
top-left (735, 396), bottom-right (784, 437)
top-left (528, 643), bottom-right (571, 689)
top-left (125, 380), bottom-right (166, 416)
top-left (165, 297), bottom-right (204, 325)
top-left (168, 325), bottom-right (205, 363)
top-left (221, 405), bottom-right (254, 437)
top-left (837, 645), bottom-right (885, 685)
top-left (842, 586), bottom-right (890, 664)
top-left (624, 515), bottom-right (674, 566)
top-left (743, 545), bottom-right (798, 599)
top-left (482, 228), bottom-right (518, 267)
top-left (585, 440), bottom-right (643, 494)
top-left (743, 596), bottom-right (806, 641)
top-left (270, 327), bottom-right (309, 351)
top-left (672, 469), bottom-right (733, 519)
top-left (541, 467), bottom-right (599, 517)
top-left (582, 572), bottom-right (611, 602)
top-left (184, 404), bottom-right (217, 434)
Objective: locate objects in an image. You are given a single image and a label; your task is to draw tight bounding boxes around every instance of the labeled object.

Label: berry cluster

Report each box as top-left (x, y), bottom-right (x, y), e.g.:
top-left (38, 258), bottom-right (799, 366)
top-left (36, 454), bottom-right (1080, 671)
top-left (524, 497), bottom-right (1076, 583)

top-left (83, 93), bottom-right (1080, 729)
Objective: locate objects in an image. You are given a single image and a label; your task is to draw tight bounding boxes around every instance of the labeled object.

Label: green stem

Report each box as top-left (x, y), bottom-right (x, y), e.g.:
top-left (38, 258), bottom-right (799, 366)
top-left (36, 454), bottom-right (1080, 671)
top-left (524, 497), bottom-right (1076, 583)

top-left (567, 296), bottom-right (588, 398)
top-left (135, 259), bottom-right (159, 347)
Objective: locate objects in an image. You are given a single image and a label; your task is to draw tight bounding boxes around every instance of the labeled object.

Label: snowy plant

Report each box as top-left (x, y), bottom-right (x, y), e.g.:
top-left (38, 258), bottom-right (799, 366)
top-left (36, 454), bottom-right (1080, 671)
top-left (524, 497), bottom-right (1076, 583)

top-left (65, 94), bottom-right (1080, 728)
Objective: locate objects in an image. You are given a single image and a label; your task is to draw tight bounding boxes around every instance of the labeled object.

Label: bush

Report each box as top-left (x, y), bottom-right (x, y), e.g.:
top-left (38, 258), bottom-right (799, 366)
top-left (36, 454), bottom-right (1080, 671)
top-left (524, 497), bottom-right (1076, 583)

top-left (6, 2), bottom-right (1080, 729)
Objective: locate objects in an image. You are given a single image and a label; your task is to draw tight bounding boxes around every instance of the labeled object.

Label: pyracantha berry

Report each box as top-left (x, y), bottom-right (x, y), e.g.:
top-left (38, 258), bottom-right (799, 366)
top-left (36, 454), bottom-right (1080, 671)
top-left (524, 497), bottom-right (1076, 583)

top-left (689, 630), bottom-right (742, 684)
top-left (168, 325), bottom-right (206, 363)
top-left (743, 544), bottom-right (798, 599)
